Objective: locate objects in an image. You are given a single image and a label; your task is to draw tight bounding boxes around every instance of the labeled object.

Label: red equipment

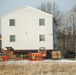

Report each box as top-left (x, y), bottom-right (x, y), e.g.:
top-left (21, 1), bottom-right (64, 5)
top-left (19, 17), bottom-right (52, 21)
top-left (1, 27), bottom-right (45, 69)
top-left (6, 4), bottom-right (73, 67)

top-left (28, 53), bottom-right (46, 61)
top-left (3, 56), bottom-right (8, 61)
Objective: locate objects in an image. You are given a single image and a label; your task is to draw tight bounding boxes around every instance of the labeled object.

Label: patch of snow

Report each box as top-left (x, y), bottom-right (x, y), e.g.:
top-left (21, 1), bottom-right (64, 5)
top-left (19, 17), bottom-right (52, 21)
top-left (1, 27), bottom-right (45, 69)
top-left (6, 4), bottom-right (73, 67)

top-left (58, 59), bottom-right (76, 62)
top-left (44, 59), bottom-right (76, 63)
top-left (0, 59), bottom-right (76, 64)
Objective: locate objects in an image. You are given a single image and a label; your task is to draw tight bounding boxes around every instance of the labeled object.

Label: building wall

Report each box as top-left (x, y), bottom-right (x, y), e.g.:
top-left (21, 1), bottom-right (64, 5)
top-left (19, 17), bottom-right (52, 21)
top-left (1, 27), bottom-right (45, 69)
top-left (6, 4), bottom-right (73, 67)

top-left (2, 6), bottom-right (54, 50)
top-left (53, 20), bottom-right (57, 50)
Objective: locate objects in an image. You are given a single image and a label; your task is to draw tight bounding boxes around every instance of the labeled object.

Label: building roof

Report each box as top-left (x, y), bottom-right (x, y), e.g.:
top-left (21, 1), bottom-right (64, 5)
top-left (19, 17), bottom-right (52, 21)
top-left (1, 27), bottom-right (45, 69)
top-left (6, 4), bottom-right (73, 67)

top-left (1, 5), bottom-right (53, 18)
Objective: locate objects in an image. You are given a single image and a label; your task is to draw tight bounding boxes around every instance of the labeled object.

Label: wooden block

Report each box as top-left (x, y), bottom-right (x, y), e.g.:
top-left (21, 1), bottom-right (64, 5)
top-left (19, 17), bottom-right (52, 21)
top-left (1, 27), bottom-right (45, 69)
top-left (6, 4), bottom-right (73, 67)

top-left (15, 57), bottom-right (22, 61)
top-left (8, 55), bottom-right (16, 60)
top-left (11, 55), bottom-right (16, 59)
top-left (57, 51), bottom-right (61, 59)
top-left (0, 57), bottom-right (3, 62)
top-left (52, 51), bottom-right (57, 59)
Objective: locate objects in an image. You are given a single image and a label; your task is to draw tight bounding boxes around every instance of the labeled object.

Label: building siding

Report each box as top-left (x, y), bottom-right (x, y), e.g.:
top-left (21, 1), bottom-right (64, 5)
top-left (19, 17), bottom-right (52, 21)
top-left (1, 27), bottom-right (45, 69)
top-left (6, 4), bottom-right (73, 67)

top-left (2, 6), bottom-right (56, 50)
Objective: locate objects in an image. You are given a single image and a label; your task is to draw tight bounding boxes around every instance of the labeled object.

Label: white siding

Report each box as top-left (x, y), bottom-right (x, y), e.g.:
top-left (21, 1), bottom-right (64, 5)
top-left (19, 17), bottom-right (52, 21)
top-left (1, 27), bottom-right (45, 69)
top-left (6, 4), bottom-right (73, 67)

top-left (2, 6), bottom-right (54, 50)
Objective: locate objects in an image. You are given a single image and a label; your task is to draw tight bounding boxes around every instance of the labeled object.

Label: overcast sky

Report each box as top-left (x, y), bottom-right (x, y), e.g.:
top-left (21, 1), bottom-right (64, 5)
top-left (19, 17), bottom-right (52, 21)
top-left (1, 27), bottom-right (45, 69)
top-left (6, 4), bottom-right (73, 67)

top-left (0, 0), bottom-right (76, 34)
top-left (0, 0), bottom-right (76, 16)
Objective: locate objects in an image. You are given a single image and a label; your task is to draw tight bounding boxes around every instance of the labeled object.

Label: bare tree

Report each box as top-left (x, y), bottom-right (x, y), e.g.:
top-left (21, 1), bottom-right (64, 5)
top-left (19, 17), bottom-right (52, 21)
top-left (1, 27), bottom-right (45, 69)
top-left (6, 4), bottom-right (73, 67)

top-left (60, 4), bottom-right (76, 55)
top-left (38, 2), bottom-right (63, 26)
top-left (38, 2), bottom-right (46, 12)
top-left (38, 2), bottom-right (76, 57)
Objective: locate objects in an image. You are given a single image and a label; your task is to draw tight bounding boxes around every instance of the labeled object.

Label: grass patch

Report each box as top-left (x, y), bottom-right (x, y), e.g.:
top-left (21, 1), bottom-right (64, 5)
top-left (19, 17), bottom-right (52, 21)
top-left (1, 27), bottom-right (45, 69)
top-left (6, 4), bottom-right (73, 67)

top-left (0, 62), bottom-right (76, 75)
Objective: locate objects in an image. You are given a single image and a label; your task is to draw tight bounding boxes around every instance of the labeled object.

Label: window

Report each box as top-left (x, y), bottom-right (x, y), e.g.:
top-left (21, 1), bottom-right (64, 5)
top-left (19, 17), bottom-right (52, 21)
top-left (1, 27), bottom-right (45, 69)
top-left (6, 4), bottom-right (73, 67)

top-left (10, 35), bottom-right (15, 42)
top-left (39, 19), bottom-right (45, 26)
top-left (10, 19), bottom-right (15, 26)
top-left (39, 35), bottom-right (45, 41)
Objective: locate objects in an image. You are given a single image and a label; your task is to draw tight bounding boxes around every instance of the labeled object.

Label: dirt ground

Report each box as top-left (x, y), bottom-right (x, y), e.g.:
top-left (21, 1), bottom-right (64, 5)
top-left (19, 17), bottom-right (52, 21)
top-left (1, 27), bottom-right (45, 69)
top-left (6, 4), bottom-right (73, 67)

top-left (0, 60), bottom-right (76, 75)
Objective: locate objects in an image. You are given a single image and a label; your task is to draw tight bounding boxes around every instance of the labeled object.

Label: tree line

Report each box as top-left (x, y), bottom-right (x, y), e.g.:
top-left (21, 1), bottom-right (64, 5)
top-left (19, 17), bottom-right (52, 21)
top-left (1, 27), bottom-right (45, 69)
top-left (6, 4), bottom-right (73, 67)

top-left (37, 2), bottom-right (76, 53)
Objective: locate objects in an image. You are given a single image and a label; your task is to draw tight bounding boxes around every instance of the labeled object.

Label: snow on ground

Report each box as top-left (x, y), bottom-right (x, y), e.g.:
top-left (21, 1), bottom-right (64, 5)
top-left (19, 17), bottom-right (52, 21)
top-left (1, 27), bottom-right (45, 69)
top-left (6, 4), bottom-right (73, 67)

top-left (0, 59), bottom-right (76, 64)
top-left (44, 59), bottom-right (76, 63)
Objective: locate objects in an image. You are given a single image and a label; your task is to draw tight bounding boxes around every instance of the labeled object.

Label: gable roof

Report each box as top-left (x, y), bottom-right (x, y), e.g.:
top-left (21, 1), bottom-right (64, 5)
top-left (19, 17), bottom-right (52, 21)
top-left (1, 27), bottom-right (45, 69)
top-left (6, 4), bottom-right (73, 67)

top-left (1, 5), bottom-right (53, 18)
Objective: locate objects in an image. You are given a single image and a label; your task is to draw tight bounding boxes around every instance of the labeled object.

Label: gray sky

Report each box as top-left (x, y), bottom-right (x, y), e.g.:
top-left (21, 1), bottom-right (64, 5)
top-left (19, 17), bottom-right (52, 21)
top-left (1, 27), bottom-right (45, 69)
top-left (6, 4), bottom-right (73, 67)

top-left (0, 0), bottom-right (76, 34)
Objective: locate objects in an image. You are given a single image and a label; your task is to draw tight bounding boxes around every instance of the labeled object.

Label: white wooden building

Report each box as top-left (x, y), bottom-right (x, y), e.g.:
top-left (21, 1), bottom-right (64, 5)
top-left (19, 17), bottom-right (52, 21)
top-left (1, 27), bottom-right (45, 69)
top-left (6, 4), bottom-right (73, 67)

top-left (1, 6), bottom-right (57, 52)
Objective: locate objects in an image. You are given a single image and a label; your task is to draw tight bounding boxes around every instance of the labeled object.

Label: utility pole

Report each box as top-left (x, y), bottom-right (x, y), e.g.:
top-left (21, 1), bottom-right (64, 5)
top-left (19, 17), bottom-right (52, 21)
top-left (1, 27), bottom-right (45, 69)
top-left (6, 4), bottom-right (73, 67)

top-left (71, 15), bottom-right (75, 51)
top-left (71, 15), bottom-right (74, 36)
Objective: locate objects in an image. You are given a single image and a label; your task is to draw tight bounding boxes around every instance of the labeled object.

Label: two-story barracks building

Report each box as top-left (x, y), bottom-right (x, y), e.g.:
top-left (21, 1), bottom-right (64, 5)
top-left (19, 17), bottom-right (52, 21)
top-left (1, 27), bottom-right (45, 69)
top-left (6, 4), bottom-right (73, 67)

top-left (1, 6), bottom-right (57, 55)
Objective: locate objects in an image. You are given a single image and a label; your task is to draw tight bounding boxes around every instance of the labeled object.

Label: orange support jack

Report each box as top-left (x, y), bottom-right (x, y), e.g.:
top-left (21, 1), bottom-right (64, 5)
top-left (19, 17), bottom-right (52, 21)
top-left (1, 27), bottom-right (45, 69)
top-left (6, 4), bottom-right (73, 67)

top-left (28, 53), bottom-right (46, 61)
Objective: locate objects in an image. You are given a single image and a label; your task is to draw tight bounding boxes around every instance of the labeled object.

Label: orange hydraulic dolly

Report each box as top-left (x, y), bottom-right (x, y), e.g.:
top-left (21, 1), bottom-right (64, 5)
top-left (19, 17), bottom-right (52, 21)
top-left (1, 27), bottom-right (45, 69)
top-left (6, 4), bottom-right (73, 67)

top-left (28, 53), bottom-right (46, 61)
